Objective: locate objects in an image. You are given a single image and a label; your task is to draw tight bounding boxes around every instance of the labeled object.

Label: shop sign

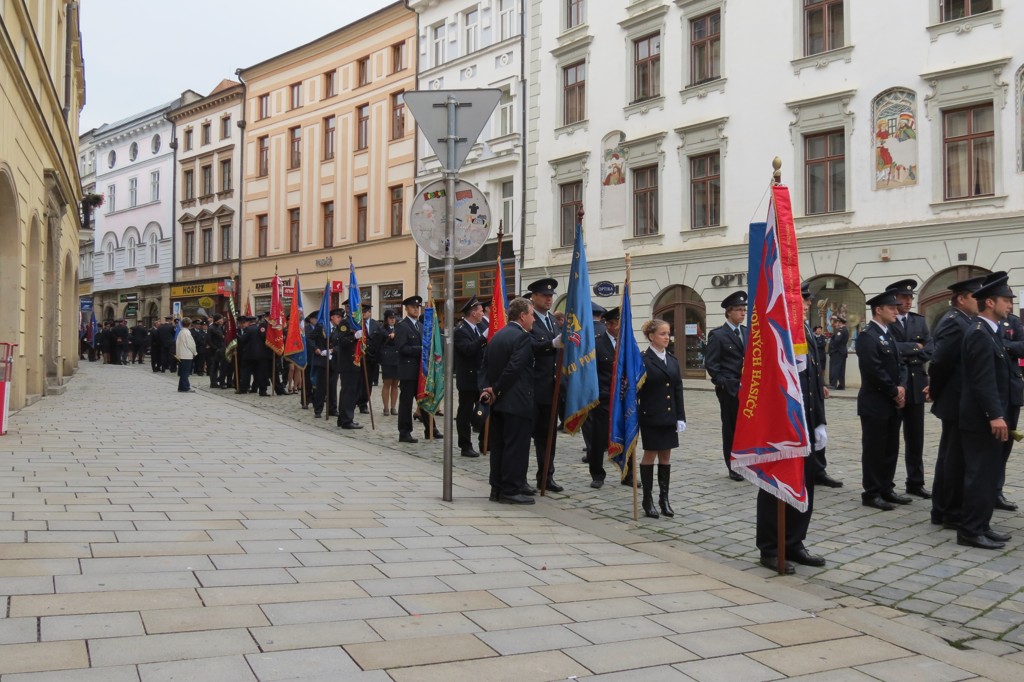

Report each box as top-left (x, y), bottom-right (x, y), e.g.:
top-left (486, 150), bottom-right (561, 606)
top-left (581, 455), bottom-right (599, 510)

top-left (217, 279), bottom-right (235, 296)
top-left (118, 293), bottom-right (139, 303)
top-left (593, 281), bottom-right (618, 297)
top-left (381, 286), bottom-right (403, 300)
top-left (255, 278), bottom-right (291, 290)
top-left (198, 297), bottom-right (216, 309)
top-left (711, 273), bottom-right (746, 288)
top-left (463, 274), bottom-right (478, 296)
top-left (79, 297), bottom-right (93, 312)
top-left (124, 303), bottom-right (138, 318)
top-left (171, 282), bottom-right (220, 297)
top-left (315, 256), bottom-right (333, 267)
top-left (331, 280), bottom-right (345, 294)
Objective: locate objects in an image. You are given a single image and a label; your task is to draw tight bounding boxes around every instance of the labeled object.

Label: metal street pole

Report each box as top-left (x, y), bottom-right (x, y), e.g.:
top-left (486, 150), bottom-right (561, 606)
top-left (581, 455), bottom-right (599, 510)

top-left (441, 94), bottom-right (461, 502)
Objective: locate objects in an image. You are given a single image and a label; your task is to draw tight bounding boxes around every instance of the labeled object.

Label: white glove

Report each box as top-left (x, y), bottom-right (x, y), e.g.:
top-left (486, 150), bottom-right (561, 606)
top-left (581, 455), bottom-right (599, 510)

top-left (813, 425), bottom-right (828, 450)
top-left (676, 420), bottom-right (686, 433)
top-left (354, 330), bottom-right (363, 339)
top-left (552, 335), bottom-right (564, 349)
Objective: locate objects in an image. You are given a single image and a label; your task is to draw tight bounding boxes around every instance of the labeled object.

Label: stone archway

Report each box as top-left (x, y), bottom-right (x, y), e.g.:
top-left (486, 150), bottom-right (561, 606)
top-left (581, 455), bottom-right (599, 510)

top-left (653, 285), bottom-right (707, 379)
top-left (0, 167), bottom-right (18, 351)
top-left (63, 252), bottom-right (77, 375)
top-left (920, 265), bottom-right (992, 331)
top-left (45, 213), bottom-right (60, 380)
top-left (26, 215), bottom-right (43, 395)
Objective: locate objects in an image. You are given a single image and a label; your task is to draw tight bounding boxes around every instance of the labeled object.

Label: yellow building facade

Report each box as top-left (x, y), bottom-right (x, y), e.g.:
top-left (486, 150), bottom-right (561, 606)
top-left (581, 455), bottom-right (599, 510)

top-left (239, 1), bottom-right (418, 314)
top-left (0, 0), bottom-right (85, 409)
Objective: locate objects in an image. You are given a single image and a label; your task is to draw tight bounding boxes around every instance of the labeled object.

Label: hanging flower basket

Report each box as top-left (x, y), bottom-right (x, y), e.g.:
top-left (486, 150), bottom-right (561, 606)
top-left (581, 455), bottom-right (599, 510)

top-left (82, 192), bottom-right (105, 209)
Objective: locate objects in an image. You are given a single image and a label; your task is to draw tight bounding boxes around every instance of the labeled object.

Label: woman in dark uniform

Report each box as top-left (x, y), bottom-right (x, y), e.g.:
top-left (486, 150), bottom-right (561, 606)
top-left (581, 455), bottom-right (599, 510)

top-left (637, 319), bottom-right (686, 519)
top-left (373, 309), bottom-right (400, 415)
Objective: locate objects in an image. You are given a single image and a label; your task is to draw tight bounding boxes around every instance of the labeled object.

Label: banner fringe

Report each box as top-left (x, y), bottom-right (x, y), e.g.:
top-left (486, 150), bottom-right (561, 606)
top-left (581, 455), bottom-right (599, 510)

top-left (734, 465), bottom-right (810, 513)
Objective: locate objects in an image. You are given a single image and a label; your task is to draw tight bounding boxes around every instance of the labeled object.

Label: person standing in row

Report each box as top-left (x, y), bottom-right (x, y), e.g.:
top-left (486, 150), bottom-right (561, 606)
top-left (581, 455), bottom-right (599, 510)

top-left (886, 279), bottom-right (932, 499)
top-left (308, 311), bottom-right (332, 418)
top-left (527, 278), bottom-right (565, 493)
top-left (395, 296), bottom-right (425, 443)
top-left (130, 321), bottom-right (148, 364)
top-left (958, 272), bottom-right (1016, 550)
top-left (356, 302), bottom-right (380, 416)
top-left (149, 319), bottom-right (162, 371)
top-left (995, 310), bottom-right (1023, 512)
top-left (857, 290), bottom-right (909, 511)
top-left (301, 313), bottom-right (318, 405)
top-left (705, 290), bottom-right (747, 481)
top-left (333, 307), bottom-right (364, 430)
top-left (637, 318), bottom-right (685, 519)
top-left (455, 297), bottom-right (487, 458)
top-left (479, 297), bottom-right (536, 505)
top-left (174, 317), bottom-right (196, 393)
top-left (828, 316), bottom-right (849, 390)
top-left (586, 307), bottom-right (620, 489)
top-left (928, 275), bottom-right (985, 529)
top-left (158, 315), bottom-right (176, 373)
top-left (373, 309), bottom-right (400, 416)
top-left (207, 314), bottom-right (225, 388)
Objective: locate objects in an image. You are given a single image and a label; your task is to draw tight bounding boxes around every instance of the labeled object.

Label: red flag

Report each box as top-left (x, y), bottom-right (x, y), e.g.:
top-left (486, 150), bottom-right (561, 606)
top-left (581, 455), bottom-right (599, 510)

top-left (244, 293), bottom-right (253, 317)
top-left (265, 274), bottom-right (285, 355)
top-left (283, 274), bottom-right (307, 368)
top-left (487, 254), bottom-right (507, 340)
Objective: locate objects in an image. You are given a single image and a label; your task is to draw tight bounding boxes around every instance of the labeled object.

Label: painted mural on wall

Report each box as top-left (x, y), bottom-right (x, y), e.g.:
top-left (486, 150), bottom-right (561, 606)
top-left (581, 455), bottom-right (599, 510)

top-left (872, 88), bottom-right (918, 190)
top-left (601, 131), bottom-right (628, 228)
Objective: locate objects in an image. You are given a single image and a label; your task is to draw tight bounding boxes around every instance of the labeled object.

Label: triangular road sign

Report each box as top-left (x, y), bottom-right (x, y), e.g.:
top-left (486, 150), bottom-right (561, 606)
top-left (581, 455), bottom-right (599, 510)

top-left (404, 89), bottom-right (501, 173)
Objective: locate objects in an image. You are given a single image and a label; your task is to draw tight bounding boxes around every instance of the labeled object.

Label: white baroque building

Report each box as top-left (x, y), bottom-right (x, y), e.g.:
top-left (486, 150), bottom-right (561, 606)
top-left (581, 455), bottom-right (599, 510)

top-left (89, 93), bottom-right (201, 324)
top-left (525, 0), bottom-right (1024, 385)
top-left (409, 0), bottom-right (525, 303)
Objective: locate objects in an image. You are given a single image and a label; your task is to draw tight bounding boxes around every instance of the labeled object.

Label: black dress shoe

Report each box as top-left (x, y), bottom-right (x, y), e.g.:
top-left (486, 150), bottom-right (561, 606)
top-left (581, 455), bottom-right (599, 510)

top-left (461, 448), bottom-right (481, 458)
top-left (863, 496), bottom-right (897, 511)
top-left (881, 491), bottom-right (913, 505)
top-left (930, 512), bottom-right (944, 525)
top-left (815, 474), bottom-right (844, 488)
top-left (542, 480), bottom-right (564, 493)
top-left (984, 528), bottom-right (1012, 542)
top-left (621, 475), bottom-right (633, 487)
top-left (995, 495), bottom-right (1019, 512)
top-left (581, 455), bottom-right (588, 463)
top-left (314, 412), bottom-right (322, 418)
top-left (728, 471), bottom-right (743, 481)
top-left (399, 435), bottom-right (418, 443)
top-left (340, 423), bottom-right (363, 430)
top-left (791, 548), bottom-right (826, 567)
top-left (519, 484), bottom-right (536, 496)
top-left (590, 479), bottom-right (604, 489)
top-left (499, 493), bottom-right (535, 505)
top-left (259, 391), bottom-right (269, 397)
top-left (957, 533), bottom-right (1005, 550)
top-left (359, 405), bottom-right (369, 414)
top-left (759, 556), bottom-right (795, 574)
top-left (906, 485), bottom-right (932, 499)
top-left (489, 487), bottom-right (499, 502)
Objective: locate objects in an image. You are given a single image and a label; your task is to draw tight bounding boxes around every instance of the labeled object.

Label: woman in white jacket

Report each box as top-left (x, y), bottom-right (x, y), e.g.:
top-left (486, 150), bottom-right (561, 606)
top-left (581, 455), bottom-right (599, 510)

top-left (175, 317), bottom-right (197, 392)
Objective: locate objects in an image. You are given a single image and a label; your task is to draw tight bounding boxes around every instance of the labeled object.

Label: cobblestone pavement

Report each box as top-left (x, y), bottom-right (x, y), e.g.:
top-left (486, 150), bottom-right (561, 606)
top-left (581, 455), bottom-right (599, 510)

top-left (0, 362), bottom-right (1019, 680)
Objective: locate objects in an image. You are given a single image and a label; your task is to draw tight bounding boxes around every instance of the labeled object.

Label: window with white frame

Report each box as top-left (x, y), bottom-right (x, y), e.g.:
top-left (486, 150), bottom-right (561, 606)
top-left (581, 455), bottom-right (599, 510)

top-left (146, 227), bottom-right (160, 264)
top-left (464, 9), bottom-right (479, 55)
top-left (804, 130), bottom-right (846, 215)
top-left (501, 180), bottom-right (514, 234)
top-left (498, 87), bottom-right (514, 136)
top-left (566, 0), bottom-right (585, 30)
top-left (786, 90), bottom-right (854, 221)
top-left (220, 222), bottom-right (231, 261)
top-left (940, 0), bottom-right (993, 22)
top-left (432, 23), bottom-right (446, 66)
top-left (548, 151), bottom-right (589, 248)
top-left (633, 166), bottom-right (659, 237)
top-left (128, 177), bottom-right (137, 207)
top-left (633, 33), bottom-right (660, 103)
top-left (184, 231), bottom-right (195, 266)
top-left (676, 116), bottom-right (728, 232)
top-left (804, 0), bottom-right (844, 56)
top-left (943, 104), bottom-right (994, 200)
top-left (499, 0), bottom-right (518, 40)
top-left (690, 11), bottom-right (721, 85)
top-left (126, 236), bottom-right (136, 268)
top-left (150, 171), bottom-right (159, 201)
top-left (107, 184), bottom-right (115, 212)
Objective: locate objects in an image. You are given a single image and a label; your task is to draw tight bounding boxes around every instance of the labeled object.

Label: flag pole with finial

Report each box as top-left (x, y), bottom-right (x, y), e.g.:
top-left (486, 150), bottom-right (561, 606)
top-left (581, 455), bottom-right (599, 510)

top-left (772, 155), bottom-right (787, 576)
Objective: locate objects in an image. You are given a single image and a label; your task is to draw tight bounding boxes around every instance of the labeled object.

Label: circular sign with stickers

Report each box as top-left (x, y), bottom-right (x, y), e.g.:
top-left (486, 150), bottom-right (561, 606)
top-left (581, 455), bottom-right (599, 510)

top-left (409, 179), bottom-right (491, 260)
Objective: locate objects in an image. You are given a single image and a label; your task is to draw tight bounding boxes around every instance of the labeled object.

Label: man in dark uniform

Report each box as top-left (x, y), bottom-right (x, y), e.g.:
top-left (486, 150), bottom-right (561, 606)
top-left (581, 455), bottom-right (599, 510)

top-left (928, 275), bottom-right (985, 529)
top-left (454, 297), bottom-right (487, 458)
top-left (237, 316), bottom-right (258, 393)
top-left (130, 321), bottom-right (147, 364)
top-left (111, 319), bottom-right (128, 365)
top-left (191, 319), bottom-right (207, 377)
top-left (957, 272), bottom-right (1016, 549)
top-left (333, 308), bottom-right (364, 430)
top-left (207, 314), bottom-right (225, 388)
top-left (253, 315), bottom-right (273, 396)
top-left (586, 307), bottom-right (619, 489)
top-left (323, 309), bottom-right (343, 417)
top-left (886, 279), bottom-right (933, 498)
top-left (303, 312), bottom-right (318, 407)
top-left (857, 290), bottom-right (909, 511)
top-left (828, 317), bottom-right (849, 390)
top-left (308, 310), bottom-right (333, 417)
top-left (705, 290), bottom-right (748, 481)
top-left (527, 278), bottom-right (566, 493)
top-left (356, 302), bottom-right (380, 415)
top-left (157, 316), bottom-right (176, 372)
top-left (757, 282), bottom-right (828, 573)
top-left (479, 296), bottom-right (537, 505)
top-left (394, 295), bottom-right (425, 443)
top-left (996, 311), bottom-right (1023, 512)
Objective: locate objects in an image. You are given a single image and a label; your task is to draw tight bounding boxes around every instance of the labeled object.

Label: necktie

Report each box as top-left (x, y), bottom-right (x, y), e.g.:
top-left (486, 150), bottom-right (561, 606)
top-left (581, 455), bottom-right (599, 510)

top-left (542, 315), bottom-right (551, 333)
top-left (735, 326), bottom-right (743, 345)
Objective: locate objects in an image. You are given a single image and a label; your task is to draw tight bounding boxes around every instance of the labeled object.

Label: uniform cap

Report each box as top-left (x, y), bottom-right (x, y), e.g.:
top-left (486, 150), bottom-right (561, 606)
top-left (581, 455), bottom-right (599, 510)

top-left (402, 295), bottom-right (423, 307)
top-left (948, 275), bottom-right (987, 294)
top-left (885, 279), bottom-right (918, 294)
top-left (329, 308), bottom-right (345, 317)
top-left (602, 307), bottom-right (621, 322)
top-left (461, 297), bottom-right (482, 315)
top-left (866, 291), bottom-right (899, 308)
top-left (801, 281), bottom-right (812, 301)
top-left (591, 301), bottom-right (607, 316)
top-left (527, 278), bottom-right (558, 296)
top-left (973, 271), bottom-right (1015, 300)
top-left (721, 290), bottom-right (748, 309)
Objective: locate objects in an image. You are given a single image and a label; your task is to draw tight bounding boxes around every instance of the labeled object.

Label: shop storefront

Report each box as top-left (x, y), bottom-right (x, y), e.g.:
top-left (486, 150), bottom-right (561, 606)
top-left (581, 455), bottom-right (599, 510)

top-left (427, 239), bottom-right (516, 320)
top-left (170, 280), bottom-right (234, 320)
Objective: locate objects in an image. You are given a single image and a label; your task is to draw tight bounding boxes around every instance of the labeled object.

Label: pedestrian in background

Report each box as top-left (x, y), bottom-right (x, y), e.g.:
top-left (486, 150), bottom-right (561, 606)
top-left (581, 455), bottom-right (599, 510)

top-left (637, 318), bottom-right (685, 519)
top-left (373, 309), bottom-right (400, 415)
top-left (175, 317), bottom-right (196, 393)
top-left (705, 290), bottom-right (747, 481)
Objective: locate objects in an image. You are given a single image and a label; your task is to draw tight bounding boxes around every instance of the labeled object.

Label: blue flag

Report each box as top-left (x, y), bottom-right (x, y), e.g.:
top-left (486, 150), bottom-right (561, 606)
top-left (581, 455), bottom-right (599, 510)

top-left (316, 281), bottom-right (331, 337)
top-left (561, 218), bottom-right (599, 434)
top-left (608, 279), bottom-right (646, 479)
top-left (348, 261), bottom-right (365, 366)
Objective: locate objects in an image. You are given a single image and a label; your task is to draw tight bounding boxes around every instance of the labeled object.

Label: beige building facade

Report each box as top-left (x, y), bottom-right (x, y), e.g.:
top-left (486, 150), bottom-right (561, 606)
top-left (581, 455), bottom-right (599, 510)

top-left (239, 1), bottom-right (418, 315)
top-left (0, 0), bottom-right (85, 409)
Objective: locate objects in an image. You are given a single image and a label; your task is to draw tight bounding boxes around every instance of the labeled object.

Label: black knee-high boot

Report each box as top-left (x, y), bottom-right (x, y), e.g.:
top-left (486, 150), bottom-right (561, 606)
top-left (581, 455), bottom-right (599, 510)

top-left (640, 464), bottom-right (659, 518)
top-left (658, 464), bottom-right (674, 517)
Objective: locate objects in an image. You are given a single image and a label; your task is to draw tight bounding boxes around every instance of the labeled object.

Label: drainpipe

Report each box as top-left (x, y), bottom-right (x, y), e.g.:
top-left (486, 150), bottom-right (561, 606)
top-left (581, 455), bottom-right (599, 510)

top-left (168, 114), bottom-right (178, 318)
top-left (516, 0), bottom-right (527, 294)
top-left (62, 2), bottom-right (78, 122)
top-left (235, 69), bottom-right (247, 310)
top-left (407, 2), bottom-right (421, 298)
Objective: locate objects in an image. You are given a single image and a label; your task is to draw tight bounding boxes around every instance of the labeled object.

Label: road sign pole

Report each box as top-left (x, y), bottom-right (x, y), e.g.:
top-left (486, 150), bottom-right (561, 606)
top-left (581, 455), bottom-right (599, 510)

top-left (441, 95), bottom-right (459, 503)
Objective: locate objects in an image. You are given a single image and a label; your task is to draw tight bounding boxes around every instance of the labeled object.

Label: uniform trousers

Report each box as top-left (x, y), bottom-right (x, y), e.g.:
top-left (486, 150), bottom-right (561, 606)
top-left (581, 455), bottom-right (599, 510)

top-left (239, 360), bottom-right (256, 393)
top-left (311, 365), bottom-right (328, 415)
top-left (150, 344), bottom-right (162, 372)
top-left (901, 401), bottom-right (926, 488)
top-left (932, 418), bottom-right (966, 523)
top-left (960, 427), bottom-right (1003, 536)
top-left (208, 351), bottom-right (223, 387)
top-left (829, 355), bottom-right (846, 389)
top-left (456, 389), bottom-right (482, 451)
top-left (757, 472), bottom-right (816, 557)
top-left (303, 365), bottom-right (314, 405)
top-left (490, 411), bottom-right (533, 496)
top-left (532, 402), bottom-right (559, 483)
top-left (397, 378), bottom-right (417, 437)
top-left (586, 400), bottom-right (609, 483)
top-left (996, 405), bottom-right (1020, 496)
top-left (337, 374), bottom-right (359, 427)
top-left (715, 385), bottom-right (739, 471)
top-left (861, 414), bottom-right (901, 500)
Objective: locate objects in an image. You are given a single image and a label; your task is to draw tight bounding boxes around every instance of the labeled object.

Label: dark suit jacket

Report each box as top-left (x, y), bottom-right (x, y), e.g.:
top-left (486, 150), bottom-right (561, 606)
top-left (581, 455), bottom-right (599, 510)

top-left (309, 323), bottom-right (329, 367)
top-left (813, 334), bottom-right (827, 361)
top-left (454, 319), bottom-right (487, 392)
top-left (394, 317), bottom-right (422, 382)
top-left (801, 323), bottom-right (827, 433)
top-left (207, 324), bottom-right (225, 352)
top-left (371, 324), bottom-right (398, 368)
top-left (157, 323), bottom-right (175, 348)
top-left (595, 331), bottom-right (616, 401)
top-left (529, 311), bottom-right (562, 405)
top-left (480, 322), bottom-right (535, 418)
top-left (856, 321), bottom-right (905, 418)
top-left (1000, 313), bottom-right (1024, 408)
top-left (705, 324), bottom-right (745, 396)
top-left (331, 320), bottom-right (360, 375)
top-left (890, 311), bottom-right (931, 404)
top-left (638, 348), bottom-right (685, 427)
top-left (239, 326), bottom-right (260, 361)
top-left (929, 308), bottom-right (972, 420)
top-left (828, 327), bottom-right (849, 357)
top-left (960, 317), bottom-right (1013, 432)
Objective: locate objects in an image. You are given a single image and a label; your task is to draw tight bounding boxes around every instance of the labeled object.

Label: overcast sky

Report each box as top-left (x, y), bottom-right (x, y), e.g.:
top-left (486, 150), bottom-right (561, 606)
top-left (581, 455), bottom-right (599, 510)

top-left (79, 0), bottom-right (397, 131)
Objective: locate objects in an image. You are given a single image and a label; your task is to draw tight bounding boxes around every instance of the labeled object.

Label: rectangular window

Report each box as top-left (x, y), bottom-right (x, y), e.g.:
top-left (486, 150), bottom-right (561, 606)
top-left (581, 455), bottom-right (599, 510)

top-left (290, 82), bottom-right (302, 109)
top-left (432, 23), bottom-right (445, 66)
top-left (128, 177), bottom-right (138, 207)
top-left (220, 159), bottom-right (231, 191)
top-left (690, 152), bottom-right (721, 229)
top-left (391, 42), bottom-right (406, 73)
top-left (289, 126), bottom-right (302, 169)
top-left (201, 123), bottom-right (211, 145)
top-left (202, 228), bottom-right (213, 264)
top-left (323, 201), bottom-right (334, 248)
top-left (323, 116), bottom-right (336, 160)
top-left (357, 104), bottom-right (370, 150)
top-left (499, 87), bottom-right (514, 136)
top-left (563, 61), bottom-right (586, 125)
top-left (183, 170), bottom-right (194, 200)
top-left (634, 33), bottom-right (661, 102)
top-left (566, 0), bottom-right (585, 29)
top-left (183, 128), bottom-right (193, 151)
top-left (464, 9), bottom-right (479, 54)
top-left (220, 223), bottom-right (231, 261)
top-left (499, 0), bottom-right (518, 40)
top-left (633, 166), bottom-right (659, 236)
top-left (221, 116), bottom-right (231, 139)
top-left (258, 136), bottom-right (269, 177)
top-left (690, 11), bottom-right (721, 85)
top-left (391, 92), bottom-right (405, 140)
top-left (357, 57), bottom-right (370, 87)
top-left (150, 171), bottom-right (160, 201)
top-left (107, 185), bottom-right (115, 212)
top-left (289, 208), bottom-right (301, 253)
top-left (258, 93), bottom-right (270, 119)
top-left (201, 165), bottom-right (212, 196)
top-left (804, 0), bottom-right (844, 56)
top-left (941, 0), bottom-right (993, 21)
top-left (559, 181), bottom-right (582, 246)
top-left (257, 215), bottom-right (268, 257)
top-left (356, 194), bottom-right (368, 242)
top-left (502, 180), bottom-right (514, 233)
top-left (804, 130), bottom-right (846, 214)
top-left (184, 231), bottom-right (195, 266)
top-left (390, 186), bottom-right (403, 237)
top-left (943, 103), bottom-right (994, 200)
top-left (324, 70), bottom-right (337, 97)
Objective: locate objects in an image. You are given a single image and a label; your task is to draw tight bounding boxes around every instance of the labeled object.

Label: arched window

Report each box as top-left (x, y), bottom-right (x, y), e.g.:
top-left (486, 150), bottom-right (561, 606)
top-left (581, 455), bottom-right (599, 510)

top-left (920, 265), bottom-right (991, 330)
top-left (653, 285), bottom-right (707, 378)
top-left (805, 275), bottom-right (866, 348)
top-left (144, 223), bottom-right (162, 264)
top-left (126, 236), bottom-right (136, 268)
top-left (99, 233), bottom-right (117, 273)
